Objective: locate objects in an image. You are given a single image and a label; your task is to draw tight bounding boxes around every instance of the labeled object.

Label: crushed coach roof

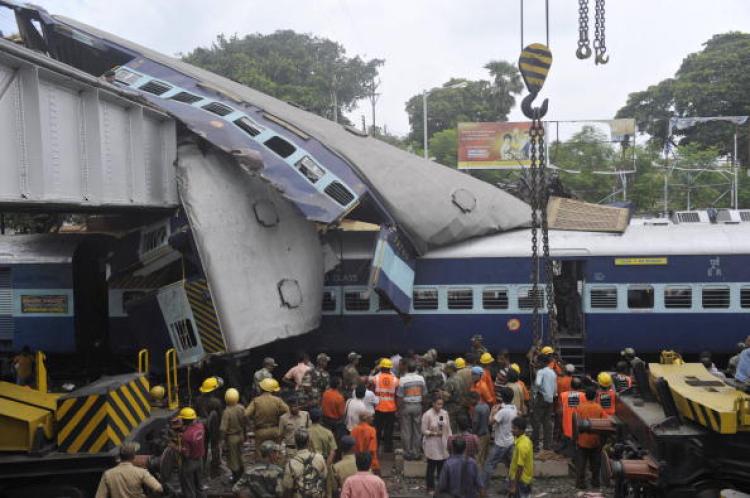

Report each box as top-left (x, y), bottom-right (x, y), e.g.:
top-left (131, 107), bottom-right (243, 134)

top-left (53, 14), bottom-right (531, 254)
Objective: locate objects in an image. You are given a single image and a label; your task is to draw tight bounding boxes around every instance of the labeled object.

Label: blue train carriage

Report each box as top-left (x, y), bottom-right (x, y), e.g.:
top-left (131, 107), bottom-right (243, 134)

top-left (318, 217), bottom-right (750, 356)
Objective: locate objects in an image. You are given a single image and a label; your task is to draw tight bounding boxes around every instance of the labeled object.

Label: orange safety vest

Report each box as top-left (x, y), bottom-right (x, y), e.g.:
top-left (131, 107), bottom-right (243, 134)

top-left (482, 368), bottom-right (497, 405)
top-left (373, 372), bottom-right (398, 412)
top-left (560, 390), bottom-right (582, 438)
top-left (596, 387), bottom-right (616, 416)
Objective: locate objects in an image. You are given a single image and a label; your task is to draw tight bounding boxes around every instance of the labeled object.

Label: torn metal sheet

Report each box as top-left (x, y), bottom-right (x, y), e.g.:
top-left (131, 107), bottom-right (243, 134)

top-left (11, 6), bottom-right (531, 254)
top-left (177, 144), bottom-right (324, 350)
top-left (368, 226), bottom-right (415, 314)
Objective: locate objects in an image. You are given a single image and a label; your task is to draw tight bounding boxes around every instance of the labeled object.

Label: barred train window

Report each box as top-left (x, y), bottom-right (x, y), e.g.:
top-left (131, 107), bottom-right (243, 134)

top-left (447, 288), bottom-right (473, 310)
top-left (322, 290), bottom-right (336, 312)
top-left (482, 288), bottom-right (509, 309)
top-left (702, 286), bottom-right (730, 309)
top-left (518, 288), bottom-right (544, 309)
top-left (627, 286), bottom-right (654, 309)
top-left (413, 288), bottom-right (438, 310)
top-left (344, 291), bottom-right (369, 311)
top-left (664, 286), bottom-right (692, 309)
top-left (741, 287), bottom-right (750, 309)
top-left (590, 287), bottom-right (617, 309)
top-left (169, 319), bottom-right (197, 351)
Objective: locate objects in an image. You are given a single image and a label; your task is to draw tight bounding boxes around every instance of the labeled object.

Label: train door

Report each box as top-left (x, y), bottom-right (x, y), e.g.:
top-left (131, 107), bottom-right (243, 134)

top-left (156, 282), bottom-right (206, 365)
top-left (553, 259), bottom-right (586, 369)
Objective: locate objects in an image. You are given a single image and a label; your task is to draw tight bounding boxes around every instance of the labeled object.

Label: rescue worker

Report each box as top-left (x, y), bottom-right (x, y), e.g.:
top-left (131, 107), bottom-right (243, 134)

top-left (421, 352), bottom-right (445, 400)
top-left (370, 358), bottom-right (399, 453)
top-left (11, 346), bottom-right (33, 386)
top-left (351, 411), bottom-right (380, 473)
top-left (511, 363), bottom-right (531, 408)
top-left (232, 440), bottom-right (284, 497)
top-left (308, 408), bottom-right (337, 498)
top-left (332, 436), bottom-right (357, 493)
top-left (554, 364), bottom-right (575, 445)
top-left (279, 396), bottom-right (311, 452)
top-left (575, 387), bottom-right (607, 489)
top-left (95, 442), bottom-right (163, 498)
top-left (595, 372), bottom-right (616, 416)
top-left (727, 341), bottom-right (747, 378)
top-left (441, 361), bottom-right (466, 433)
top-left (559, 376), bottom-right (584, 452)
top-left (613, 361), bottom-right (633, 392)
top-left (283, 352), bottom-right (313, 391)
top-left (309, 353), bottom-right (332, 405)
top-left (253, 357), bottom-right (278, 396)
top-left (505, 368), bottom-right (526, 415)
top-left (470, 366), bottom-right (494, 405)
top-left (531, 354), bottom-right (557, 452)
top-left (397, 359), bottom-right (426, 460)
top-left (320, 376), bottom-right (346, 440)
top-left (478, 352), bottom-right (497, 405)
top-left (470, 334), bottom-right (488, 359)
top-left (540, 346), bottom-right (563, 375)
top-left (176, 407), bottom-right (206, 498)
top-left (455, 357), bottom-right (473, 393)
top-left (282, 429), bottom-right (327, 498)
top-left (220, 387), bottom-right (246, 482)
top-left (245, 378), bottom-right (290, 457)
top-left (342, 352), bottom-right (361, 394)
top-left (195, 376), bottom-right (223, 478)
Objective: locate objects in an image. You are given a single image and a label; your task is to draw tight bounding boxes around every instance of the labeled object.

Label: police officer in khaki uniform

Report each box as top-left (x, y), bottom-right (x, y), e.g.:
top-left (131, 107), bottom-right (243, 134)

top-left (245, 378), bottom-right (289, 457)
top-left (253, 358), bottom-right (278, 396)
top-left (342, 352), bottom-right (361, 395)
top-left (232, 440), bottom-right (284, 497)
top-left (220, 388), bottom-right (246, 482)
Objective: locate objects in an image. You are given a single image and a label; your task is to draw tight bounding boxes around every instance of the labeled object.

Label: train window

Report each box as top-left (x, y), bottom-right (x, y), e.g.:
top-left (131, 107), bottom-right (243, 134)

top-left (702, 286), bottom-right (730, 309)
top-left (344, 290), bottom-right (370, 311)
top-left (664, 286), bottom-right (692, 309)
top-left (169, 319), bottom-right (198, 351)
top-left (590, 287), bottom-right (617, 309)
top-left (482, 288), bottom-right (509, 309)
top-left (378, 295), bottom-right (395, 312)
top-left (518, 288), bottom-right (544, 309)
top-left (447, 288), bottom-right (473, 310)
top-left (741, 287), bottom-right (750, 309)
top-left (322, 290), bottom-right (336, 312)
top-left (413, 288), bottom-right (438, 310)
top-left (627, 286), bottom-right (654, 309)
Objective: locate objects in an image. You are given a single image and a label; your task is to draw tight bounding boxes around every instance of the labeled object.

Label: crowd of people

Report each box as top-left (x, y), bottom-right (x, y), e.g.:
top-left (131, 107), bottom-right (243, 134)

top-left (94, 334), bottom-right (750, 498)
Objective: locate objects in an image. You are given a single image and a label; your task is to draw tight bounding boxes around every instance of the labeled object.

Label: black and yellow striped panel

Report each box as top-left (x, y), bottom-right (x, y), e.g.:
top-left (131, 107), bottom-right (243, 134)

top-left (185, 279), bottom-right (226, 354)
top-left (518, 43), bottom-right (552, 94)
top-left (671, 389), bottom-right (728, 433)
top-left (56, 374), bottom-right (150, 453)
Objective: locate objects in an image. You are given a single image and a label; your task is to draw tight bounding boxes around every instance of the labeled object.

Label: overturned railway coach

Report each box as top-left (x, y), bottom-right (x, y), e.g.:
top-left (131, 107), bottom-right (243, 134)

top-left (306, 220), bottom-right (750, 357)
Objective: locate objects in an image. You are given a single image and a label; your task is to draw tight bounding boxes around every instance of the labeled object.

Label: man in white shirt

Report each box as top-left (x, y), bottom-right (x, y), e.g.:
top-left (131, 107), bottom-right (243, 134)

top-left (345, 385), bottom-right (372, 432)
top-left (481, 387), bottom-right (517, 486)
top-left (531, 354), bottom-right (557, 452)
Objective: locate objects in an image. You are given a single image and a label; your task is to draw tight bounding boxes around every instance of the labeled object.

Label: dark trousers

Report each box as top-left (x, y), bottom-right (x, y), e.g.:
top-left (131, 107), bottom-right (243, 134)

top-left (425, 458), bottom-right (445, 490)
top-left (374, 410), bottom-right (395, 452)
top-left (531, 397), bottom-right (553, 450)
top-left (179, 457), bottom-right (206, 498)
top-left (575, 446), bottom-right (602, 488)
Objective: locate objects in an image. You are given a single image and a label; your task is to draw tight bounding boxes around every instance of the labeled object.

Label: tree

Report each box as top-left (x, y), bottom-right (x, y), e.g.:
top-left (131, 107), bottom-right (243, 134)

top-left (616, 32), bottom-right (750, 165)
top-left (405, 60), bottom-right (523, 145)
top-left (183, 31), bottom-right (384, 123)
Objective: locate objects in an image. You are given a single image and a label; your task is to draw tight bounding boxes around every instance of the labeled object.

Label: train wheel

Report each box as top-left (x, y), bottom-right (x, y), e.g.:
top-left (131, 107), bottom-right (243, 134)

top-left (7, 485), bottom-right (85, 498)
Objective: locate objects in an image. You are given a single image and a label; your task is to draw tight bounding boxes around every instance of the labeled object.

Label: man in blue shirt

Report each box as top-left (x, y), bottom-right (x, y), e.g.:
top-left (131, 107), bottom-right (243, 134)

top-left (531, 354), bottom-right (557, 452)
top-left (735, 336), bottom-right (750, 383)
top-left (437, 438), bottom-right (484, 498)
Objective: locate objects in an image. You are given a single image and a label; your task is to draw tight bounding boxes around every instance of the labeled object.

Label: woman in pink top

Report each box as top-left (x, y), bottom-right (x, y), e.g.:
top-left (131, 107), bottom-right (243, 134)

top-left (421, 395), bottom-right (452, 493)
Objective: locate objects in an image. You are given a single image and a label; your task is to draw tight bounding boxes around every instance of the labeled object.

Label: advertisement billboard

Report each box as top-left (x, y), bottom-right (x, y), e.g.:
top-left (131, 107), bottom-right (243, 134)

top-left (457, 122), bottom-right (532, 169)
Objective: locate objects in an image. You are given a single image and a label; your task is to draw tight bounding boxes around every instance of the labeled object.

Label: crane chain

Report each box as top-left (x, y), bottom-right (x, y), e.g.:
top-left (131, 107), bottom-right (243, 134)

top-left (529, 122), bottom-right (541, 347)
top-left (537, 123), bottom-right (558, 348)
top-left (594, 0), bottom-right (609, 64)
top-left (576, 0), bottom-right (591, 59)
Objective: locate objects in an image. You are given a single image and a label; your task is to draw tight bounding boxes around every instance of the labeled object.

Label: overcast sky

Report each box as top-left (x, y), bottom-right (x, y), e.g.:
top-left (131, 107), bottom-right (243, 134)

top-left (1, 1), bottom-right (748, 136)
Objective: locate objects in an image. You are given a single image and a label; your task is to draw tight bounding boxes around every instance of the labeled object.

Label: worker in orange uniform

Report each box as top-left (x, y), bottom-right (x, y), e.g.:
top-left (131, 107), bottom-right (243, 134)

top-left (554, 364), bottom-right (575, 445)
top-left (470, 366), bottom-right (494, 405)
top-left (511, 363), bottom-right (531, 406)
top-left (595, 372), bottom-right (617, 416)
top-left (559, 376), bottom-right (583, 453)
top-left (370, 358), bottom-right (399, 453)
top-left (321, 376), bottom-right (346, 441)
top-left (350, 411), bottom-right (380, 473)
top-left (575, 387), bottom-right (607, 489)
top-left (478, 353), bottom-right (497, 405)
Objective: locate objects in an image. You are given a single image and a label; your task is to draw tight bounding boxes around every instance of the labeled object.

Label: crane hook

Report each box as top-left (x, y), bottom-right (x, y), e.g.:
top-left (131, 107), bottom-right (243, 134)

top-left (595, 52), bottom-right (610, 65)
top-left (521, 92), bottom-right (549, 120)
top-left (518, 43), bottom-right (552, 121)
top-left (576, 45), bottom-right (592, 60)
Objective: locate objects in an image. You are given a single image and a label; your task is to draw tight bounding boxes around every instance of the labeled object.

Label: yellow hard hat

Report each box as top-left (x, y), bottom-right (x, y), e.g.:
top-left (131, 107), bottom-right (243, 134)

top-left (149, 385), bottom-right (165, 401)
top-left (379, 358), bottom-right (393, 369)
top-left (541, 346), bottom-right (554, 355)
top-left (179, 407), bottom-right (197, 420)
top-left (199, 376), bottom-right (219, 393)
top-left (597, 372), bottom-right (613, 387)
top-left (225, 388), bottom-right (240, 405)
top-left (510, 363), bottom-right (521, 374)
top-left (260, 378), bottom-right (280, 393)
top-left (454, 358), bottom-right (466, 369)
top-left (479, 352), bottom-right (493, 365)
